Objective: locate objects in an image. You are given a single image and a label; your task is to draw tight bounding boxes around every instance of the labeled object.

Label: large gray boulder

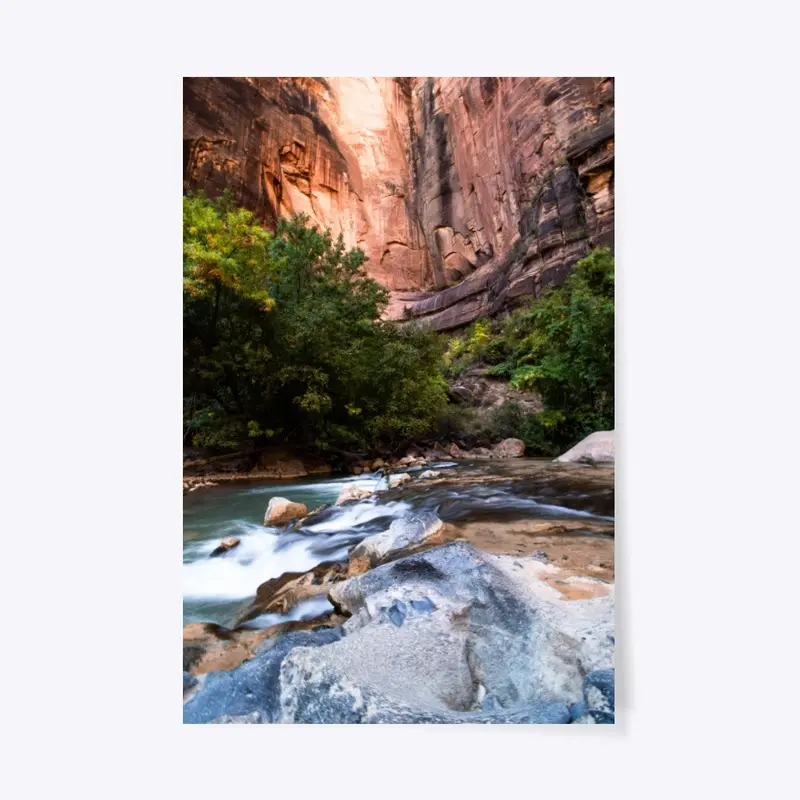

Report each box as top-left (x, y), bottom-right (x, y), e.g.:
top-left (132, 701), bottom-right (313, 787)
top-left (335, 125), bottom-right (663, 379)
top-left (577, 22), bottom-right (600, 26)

top-left (555, 430), bottom-right (615, 464)
top-left (185, 540), bottom-right (614, 724)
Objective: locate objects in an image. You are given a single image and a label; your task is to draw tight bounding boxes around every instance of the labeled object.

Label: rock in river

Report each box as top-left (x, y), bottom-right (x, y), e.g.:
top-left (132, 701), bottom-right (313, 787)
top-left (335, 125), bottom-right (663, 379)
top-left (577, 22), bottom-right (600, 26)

top-left (555, 430), bottom-right (615, 464)
top-left (264, 497), bottom-right (308, 526)
top-left (335, 485), bottom-right (373, 505)
top-left (387, 472), bottom-right (411, 489)
top-left (209, 537), bottom-right (240, 557)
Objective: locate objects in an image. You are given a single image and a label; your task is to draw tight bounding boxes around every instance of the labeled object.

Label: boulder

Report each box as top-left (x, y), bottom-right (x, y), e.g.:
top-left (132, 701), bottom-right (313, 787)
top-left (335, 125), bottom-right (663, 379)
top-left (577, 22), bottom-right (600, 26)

top-left (264, 497), bottom-right (308, 526)
top-left (492, 438), bottom-right (526, 458)
top-left (209, 537), bottom-right (240, 558)
top-left (371, 458), bottom-right (386, 470)
top-left (418, 470), bottom-right (441, 480)
top-left (387, 472), bottom-right (411, 489)
top-left (335, 485), bottom-right (373, 506)
top-left (555, 431), bottom-right (615, 464)
top-left (347, 512), bottom-right (447, 570)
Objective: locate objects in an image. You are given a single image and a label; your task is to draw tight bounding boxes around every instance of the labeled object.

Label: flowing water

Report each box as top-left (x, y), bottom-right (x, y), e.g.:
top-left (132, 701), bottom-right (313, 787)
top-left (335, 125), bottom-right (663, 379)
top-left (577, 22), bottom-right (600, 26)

top-left (183, 460), bottom-right (614, 628)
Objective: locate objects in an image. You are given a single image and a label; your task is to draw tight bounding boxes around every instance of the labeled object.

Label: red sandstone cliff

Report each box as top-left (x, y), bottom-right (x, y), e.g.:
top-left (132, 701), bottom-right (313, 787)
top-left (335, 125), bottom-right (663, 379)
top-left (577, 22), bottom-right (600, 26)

top-left (184, 77), bottom-right (614, 329)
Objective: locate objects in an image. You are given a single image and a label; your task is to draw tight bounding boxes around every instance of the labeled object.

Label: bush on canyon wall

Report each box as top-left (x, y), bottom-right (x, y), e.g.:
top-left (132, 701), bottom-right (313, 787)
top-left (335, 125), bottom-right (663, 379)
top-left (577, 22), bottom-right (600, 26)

top-left (440, 248), bottom-right (614, 455)
top-left (183, 194), bottom-right (447, 453)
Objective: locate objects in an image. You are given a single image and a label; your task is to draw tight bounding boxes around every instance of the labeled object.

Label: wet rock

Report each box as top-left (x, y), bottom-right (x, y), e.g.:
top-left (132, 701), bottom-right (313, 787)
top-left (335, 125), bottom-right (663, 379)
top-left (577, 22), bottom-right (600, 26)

top-left (371, 458), bottom-right (386, 470)
top-left (492, 438), bottom-right (526, 458)
top-left (555, 430), bottom-right (614, 464)
top-left (209, 537), bottom-right (240, 558)
top-left (571, 668), bottom-right (615, 724)
top-left (264, 497), bottom-right (308, 526)
top-left (347, 512), bottom-right (447, 570)
top-left (532, 550), bottom-right (550, 563)
top-left (280, 542), bottom-right (612, 723)
top-left (387, 472), bottom-right (411, 489)
top-left (418, 470), bottom-right (442, 480)
top-left (233, 561), bottom-right (349, 627)
top-left (335, 485), bottom-right (373, 505)
top-left (183, 628), bottom-right (345, 724)
top-left (183, 622), bottom-right (271, 675)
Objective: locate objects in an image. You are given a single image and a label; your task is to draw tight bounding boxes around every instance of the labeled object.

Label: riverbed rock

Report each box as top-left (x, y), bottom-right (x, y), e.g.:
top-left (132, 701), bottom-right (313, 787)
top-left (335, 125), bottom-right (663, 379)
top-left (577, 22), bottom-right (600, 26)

top-left (347, 512), bottom-right (447, 572)
top-left (492, 438), bottom-right (527, 458)
top-left (183, 628), bottom-right (345, 724)
top-left (371, 458), bottom-right (386, 470)
top-left (418, 470), bottom-right (441, 480)
top-left (284, 541), bottom-right (613, 723)
top-left (183, 622), bottom-right (272, 675)
top-left (264, 497), bottom-right (308, 526)
top-left (555, 430), bottom-right (615, 464)
top-left (234, 561), bottom-right (350, 627)
top-left (209, 537), bottom-right (241, 558)
top-left (387, 472), bottom-right (411, 489)
top-left (335, 485), bottom-right (373, 506)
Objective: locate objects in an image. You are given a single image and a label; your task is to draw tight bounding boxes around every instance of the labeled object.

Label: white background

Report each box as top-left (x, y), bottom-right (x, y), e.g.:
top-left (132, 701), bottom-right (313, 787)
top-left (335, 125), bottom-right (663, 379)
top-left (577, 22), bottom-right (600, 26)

top-left (1, 0), bottom-right (798, 796)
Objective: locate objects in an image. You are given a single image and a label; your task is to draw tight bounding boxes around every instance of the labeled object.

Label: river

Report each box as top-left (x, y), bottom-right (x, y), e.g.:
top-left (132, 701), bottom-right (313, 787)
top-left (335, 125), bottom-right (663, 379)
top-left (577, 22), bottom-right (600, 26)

top-left (183, 460), bottom-right (614, 629)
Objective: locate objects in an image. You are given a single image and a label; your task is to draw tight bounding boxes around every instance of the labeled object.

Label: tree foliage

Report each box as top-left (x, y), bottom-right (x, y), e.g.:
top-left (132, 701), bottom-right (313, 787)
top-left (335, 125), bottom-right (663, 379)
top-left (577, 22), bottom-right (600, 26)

top-left (183, 194), bottom-right (446, 453)
top-left (484, 248), bottom-right (615, 453)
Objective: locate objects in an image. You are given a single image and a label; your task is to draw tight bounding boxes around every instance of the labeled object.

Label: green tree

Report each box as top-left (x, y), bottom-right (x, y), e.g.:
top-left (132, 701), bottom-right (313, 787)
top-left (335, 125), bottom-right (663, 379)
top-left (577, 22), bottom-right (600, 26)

top-left (183, 194), bottom-right (447, 453)
top-left (485, 248), bottom-right (615, 453)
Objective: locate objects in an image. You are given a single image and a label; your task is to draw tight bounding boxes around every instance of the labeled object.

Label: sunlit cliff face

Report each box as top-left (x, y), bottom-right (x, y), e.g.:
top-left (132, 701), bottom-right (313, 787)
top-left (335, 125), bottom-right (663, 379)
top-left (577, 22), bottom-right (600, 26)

top-left (184, 77), bottom-right (614, 329)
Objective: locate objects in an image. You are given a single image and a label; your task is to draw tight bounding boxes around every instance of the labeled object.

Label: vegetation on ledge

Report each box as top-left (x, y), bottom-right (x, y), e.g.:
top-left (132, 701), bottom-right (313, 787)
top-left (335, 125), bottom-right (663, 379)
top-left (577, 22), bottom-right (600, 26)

top-left (440, 248), bottom-right (614, 455)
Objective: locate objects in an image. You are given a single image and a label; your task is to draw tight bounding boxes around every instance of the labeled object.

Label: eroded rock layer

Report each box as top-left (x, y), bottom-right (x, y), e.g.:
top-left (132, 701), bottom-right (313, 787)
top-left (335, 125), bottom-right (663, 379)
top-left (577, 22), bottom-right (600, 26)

top-left (184, 77), bottom-right (614, 329)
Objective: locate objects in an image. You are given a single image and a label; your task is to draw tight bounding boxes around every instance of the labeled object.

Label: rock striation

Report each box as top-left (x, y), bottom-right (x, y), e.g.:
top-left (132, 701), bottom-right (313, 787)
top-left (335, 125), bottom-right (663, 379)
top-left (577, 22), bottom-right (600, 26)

top-left (184, 77), bottom-right (614, 330)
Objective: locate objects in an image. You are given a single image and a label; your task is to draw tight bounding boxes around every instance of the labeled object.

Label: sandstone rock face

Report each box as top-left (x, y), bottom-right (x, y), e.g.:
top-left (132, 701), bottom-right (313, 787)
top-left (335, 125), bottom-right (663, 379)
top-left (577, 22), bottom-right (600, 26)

top-left (184, 77), bottom-right (429, 291)
top-left (184, 77), bottom-right (614, 329)
top-left (448, 365), bottom-right (543, 413)
top-left (555, 430), bottom-right (615, 464)
top-left (264, 497), bottom-right (308, 526)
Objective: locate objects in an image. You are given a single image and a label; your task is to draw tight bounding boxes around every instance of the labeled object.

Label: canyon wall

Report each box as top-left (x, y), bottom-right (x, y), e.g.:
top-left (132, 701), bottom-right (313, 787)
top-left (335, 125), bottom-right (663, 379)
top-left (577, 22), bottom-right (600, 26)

top-left (184, 77), bottom-right (614, 329)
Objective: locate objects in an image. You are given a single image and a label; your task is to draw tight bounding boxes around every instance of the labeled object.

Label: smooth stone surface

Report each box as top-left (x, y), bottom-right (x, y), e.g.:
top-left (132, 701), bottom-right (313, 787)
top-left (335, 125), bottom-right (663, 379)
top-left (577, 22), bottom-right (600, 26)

top-left (555, 430), bottom-right (615, 464)
top-left (264, 497), bottom-right (309, 526)
top-left (348, 512), bottom-right (446, 568)
top-left (183, 628), bottom-right (344, 724)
